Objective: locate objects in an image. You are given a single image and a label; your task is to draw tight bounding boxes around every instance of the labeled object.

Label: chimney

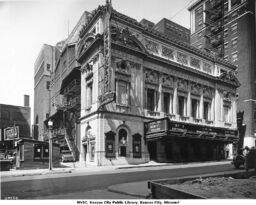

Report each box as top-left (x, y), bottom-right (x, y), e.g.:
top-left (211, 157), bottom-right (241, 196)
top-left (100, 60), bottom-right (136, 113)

top-left (24, 95), bottom-right (30, 107)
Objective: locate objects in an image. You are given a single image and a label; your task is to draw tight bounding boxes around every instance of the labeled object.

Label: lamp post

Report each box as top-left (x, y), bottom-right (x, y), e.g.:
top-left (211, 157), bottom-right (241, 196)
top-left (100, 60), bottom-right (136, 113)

top-left (48, 120), bottom-right (53, 171)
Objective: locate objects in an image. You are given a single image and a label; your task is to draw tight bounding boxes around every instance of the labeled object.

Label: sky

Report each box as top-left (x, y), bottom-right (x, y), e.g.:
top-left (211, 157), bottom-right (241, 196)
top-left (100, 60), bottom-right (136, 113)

top-left (0, 0), bottom-right (195, 120)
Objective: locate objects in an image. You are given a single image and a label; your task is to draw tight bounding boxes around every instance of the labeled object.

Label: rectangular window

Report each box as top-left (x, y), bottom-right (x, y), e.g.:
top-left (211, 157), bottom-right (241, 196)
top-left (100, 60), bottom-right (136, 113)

top-left (147, 89), bottom-right (156, 112)
top-left (223, 105), bottom-right (231, 122)
top-left (87, 82), bottom-right (93, 107)
top-left (224, 29), bottom-right (228, 38)
top-left (163, 92), bottom-right (170, 114)
top-left (231, 38), bottom-right (238, 48)
top-left (231, 23), bottom-right (237, 35)
top-left (232, 52), bottom-right (238, 62)
top-left (34, 144), bottom-right (41, 159)
top-left (116, 81), bottom-right (129, 105)
top-left (191, 99), bottom-right (200, 119)
top-left (178, 96), bottom-right (187, 116)
top-left (224, 42), bottom-right (228, 49)
top-left (203, 101), bottom-right (211, 120)
top-left (43, 145), bottom-right (49, 158)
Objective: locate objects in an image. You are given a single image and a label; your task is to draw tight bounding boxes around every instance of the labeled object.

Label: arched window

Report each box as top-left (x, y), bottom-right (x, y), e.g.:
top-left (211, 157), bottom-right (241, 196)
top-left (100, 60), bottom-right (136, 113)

top-left (119, 129), bottom-right (127, 157)
top-left (133, 133), bottom-right (142, 158)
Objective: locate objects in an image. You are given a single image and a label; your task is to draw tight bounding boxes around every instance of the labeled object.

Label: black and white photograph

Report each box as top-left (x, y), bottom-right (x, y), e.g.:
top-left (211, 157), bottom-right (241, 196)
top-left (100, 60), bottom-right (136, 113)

top-left (0, 0), bottom-right (256, 203)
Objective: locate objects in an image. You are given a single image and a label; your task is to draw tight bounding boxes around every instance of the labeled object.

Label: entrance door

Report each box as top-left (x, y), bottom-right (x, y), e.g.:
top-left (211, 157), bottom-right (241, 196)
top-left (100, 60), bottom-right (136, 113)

top-left (148, 141), bottom-right (157, 161)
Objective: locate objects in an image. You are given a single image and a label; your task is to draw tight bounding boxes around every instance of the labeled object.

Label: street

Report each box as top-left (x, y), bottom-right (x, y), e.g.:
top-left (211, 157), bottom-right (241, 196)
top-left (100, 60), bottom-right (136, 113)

top-left (1, 163), bottom-right (235, 199)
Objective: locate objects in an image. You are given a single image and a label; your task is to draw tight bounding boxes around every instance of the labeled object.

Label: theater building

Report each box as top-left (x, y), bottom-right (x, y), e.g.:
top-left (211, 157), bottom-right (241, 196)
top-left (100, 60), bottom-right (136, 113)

top-left (77, 2), bottom-right (239, 166)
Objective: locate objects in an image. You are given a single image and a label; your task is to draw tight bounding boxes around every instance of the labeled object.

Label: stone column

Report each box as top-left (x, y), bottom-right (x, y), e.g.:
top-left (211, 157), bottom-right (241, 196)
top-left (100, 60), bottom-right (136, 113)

top-left (187, 83), bottom-right (191, 117)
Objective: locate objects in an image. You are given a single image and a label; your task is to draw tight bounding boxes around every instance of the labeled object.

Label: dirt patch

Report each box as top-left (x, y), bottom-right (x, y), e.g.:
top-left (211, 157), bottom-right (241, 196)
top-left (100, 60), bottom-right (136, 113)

top-left (168, 175), bottom-right (256, 199)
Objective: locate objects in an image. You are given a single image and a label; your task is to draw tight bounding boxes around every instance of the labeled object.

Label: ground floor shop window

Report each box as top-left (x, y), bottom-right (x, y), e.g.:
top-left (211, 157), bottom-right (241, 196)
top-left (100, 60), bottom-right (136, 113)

top-left (90, 142), bottom-right (95, 161)
top-left (119, 129), bottom-right (127, 157)
top-left (33, 144), bottom-right (49, 161)
top-left (105, 131), bottom-right (116, 158)
top-left (133, 134), bottom-right (142, 158)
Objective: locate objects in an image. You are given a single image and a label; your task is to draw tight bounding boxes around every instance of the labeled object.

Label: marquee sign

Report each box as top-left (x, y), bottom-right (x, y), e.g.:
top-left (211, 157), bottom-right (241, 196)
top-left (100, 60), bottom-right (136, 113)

top-left (4, 126), bottom-right (19, 140)
top-left (145, 118), bottom-right (238, 142)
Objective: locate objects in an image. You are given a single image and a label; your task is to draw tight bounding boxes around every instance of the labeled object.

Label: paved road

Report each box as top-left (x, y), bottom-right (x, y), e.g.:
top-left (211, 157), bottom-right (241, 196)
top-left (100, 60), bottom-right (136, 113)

top-left (1, 164), bottom-right (235, 199)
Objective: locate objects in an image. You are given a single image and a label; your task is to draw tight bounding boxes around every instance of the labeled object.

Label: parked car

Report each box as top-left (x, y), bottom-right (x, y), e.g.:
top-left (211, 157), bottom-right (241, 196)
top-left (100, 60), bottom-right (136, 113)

top-left (232, 147), bottom-right (256, 170)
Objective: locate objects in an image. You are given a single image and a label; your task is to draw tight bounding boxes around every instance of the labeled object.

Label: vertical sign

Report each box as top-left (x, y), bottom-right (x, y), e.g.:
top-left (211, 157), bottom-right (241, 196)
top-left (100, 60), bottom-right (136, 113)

top-left (99, 1), bottom-right (115, 107)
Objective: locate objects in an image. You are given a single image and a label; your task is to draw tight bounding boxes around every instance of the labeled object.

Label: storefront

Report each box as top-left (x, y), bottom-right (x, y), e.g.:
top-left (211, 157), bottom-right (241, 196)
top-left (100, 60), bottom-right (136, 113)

top-left (145, 118), bottom-right (238, 162)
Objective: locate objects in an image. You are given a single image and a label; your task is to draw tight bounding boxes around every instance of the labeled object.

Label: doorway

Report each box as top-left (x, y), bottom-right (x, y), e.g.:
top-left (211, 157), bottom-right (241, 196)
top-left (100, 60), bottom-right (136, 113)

top-left (148, 141), bottom-right (157, 161)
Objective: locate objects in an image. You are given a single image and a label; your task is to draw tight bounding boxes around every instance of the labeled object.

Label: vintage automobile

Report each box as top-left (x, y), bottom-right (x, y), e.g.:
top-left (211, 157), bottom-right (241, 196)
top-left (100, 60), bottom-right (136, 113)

top-left (232, 148), bottom-right (256, 170)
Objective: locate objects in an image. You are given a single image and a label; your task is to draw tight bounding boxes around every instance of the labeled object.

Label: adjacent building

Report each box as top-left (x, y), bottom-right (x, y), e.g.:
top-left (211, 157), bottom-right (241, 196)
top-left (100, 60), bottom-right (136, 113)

top-left (188, 0), bottom-right (256, 147)
top-left (77, 1), bottom-right (239, 166)
top-left (34, 44), bottom-right (59, 140)
top-left (0, 95), bottom-right (31, 153)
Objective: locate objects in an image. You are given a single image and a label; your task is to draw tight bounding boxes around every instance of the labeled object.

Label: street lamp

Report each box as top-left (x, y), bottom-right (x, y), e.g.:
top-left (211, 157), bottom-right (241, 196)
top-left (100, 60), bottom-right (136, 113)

top-left (48, 120), bottom-right (53, 171)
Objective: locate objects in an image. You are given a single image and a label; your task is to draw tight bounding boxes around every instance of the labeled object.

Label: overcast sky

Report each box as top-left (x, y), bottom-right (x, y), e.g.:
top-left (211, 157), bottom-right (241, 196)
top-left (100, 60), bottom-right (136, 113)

top-left (0, 0), bottom-right (194, 118)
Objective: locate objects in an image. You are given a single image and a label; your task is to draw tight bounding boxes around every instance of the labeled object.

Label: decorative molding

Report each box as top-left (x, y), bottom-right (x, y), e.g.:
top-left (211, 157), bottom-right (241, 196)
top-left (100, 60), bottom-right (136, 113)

top-left (190, 57), bottom-right (201, 69)
top-left (145, 69), bottom-right (159, 85)
top-left (160, 74), bottom-right (174, 88)
top-left (177, 52), bottom-right (188, 65)
top-left (203, 86), bottom-right (213, 99)
top-left (162, 46), bottom-right (174, 59)
top-left (144, 39), bottom-right (159, 54)
top-left (191, 83), bottom-right (201, 96)
top-left (177, 78), bottom-right (188, 92)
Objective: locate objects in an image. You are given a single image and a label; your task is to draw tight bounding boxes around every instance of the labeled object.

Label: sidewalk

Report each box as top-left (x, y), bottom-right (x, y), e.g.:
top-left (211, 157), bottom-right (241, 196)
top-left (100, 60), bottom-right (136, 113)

top-left (0, 160), bottom-right (232, 178)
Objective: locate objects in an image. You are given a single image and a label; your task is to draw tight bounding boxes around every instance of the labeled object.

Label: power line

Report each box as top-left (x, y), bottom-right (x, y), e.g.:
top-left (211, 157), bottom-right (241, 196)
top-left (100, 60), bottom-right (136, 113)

top-left (170, 0), bottom-right (195, 20)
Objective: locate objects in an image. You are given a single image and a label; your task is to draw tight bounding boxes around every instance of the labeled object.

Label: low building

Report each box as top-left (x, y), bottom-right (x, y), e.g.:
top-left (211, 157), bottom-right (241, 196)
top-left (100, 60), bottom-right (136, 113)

top-left (77, 2), bottom-right (240, 166)
top-left (0, 95), bottom-right (31, 142)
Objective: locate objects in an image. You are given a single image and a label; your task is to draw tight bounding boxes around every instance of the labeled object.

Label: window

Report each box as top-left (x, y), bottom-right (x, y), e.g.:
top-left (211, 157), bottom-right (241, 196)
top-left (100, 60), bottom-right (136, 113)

top-left (147, 89), bottom-right (156, 112)
top-left (116, 81), bottom-right (129, 105)
top-left (34, 144), bottom-right (42, 159)
top-left (224, 29), bottom-right (228, 38)
top-left (43, 145), bottom-right (49, 158)
top-left (86, 82), bottom-right (93, 108)
top-left (223, 105), bottom-right (231, 123)
top-left (105, 131), bottom-right (115, 158)
top-left (231, 38), bottom-right (238, 48)
top-left (90, 142), bottom-right (95, 161)
top-left (35, 115), bottom-right (39, 124)
top-left (133, 134), bottom-right (142, 158)
top-left (163, 92), bottom-right (170, 114)
top-left (203, 101), bottom-right (211, 120)
top-left (231, 23), bottom-right (237, 35)
top-left (224, 42), bottom-right (228, 49)
top-left (178, 96), bottom-right (187, 116)
top-left (119, 129), bottom-right (127, 157)
top-left (46, 64), bottom-right (51, 71)
top-left (232, 52), bottom-right (238, 62)
top-left (46, 81), bottom-right (50, 90)
top-left (191, 99), bottom-right (200, 119)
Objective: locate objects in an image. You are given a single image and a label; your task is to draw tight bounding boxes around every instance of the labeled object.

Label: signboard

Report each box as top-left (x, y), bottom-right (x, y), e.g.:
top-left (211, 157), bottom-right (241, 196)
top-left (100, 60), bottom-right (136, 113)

top-left (4, 126), bottom-right (19, 140)
top-left (145, 118), bottom-right (238, 142)
top-left (145, 118), bottom-right (168, 135)
top-left (98, 2), bottom-right (115, 108)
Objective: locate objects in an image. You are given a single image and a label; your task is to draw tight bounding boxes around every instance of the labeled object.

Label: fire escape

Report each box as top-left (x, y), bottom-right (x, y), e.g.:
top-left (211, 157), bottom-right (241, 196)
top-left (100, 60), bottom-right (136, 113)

top-left (58, 68), bottom-right (81, 162)
top-left (204, 0), bottom-right (224, 58)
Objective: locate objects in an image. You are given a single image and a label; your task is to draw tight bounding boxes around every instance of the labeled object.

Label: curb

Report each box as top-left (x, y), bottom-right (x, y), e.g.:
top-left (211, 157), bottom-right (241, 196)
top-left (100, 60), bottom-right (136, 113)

top-left (1, 169), bottom-right (73, 178)
top-left (108, 183), bottom-right (150, 199)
